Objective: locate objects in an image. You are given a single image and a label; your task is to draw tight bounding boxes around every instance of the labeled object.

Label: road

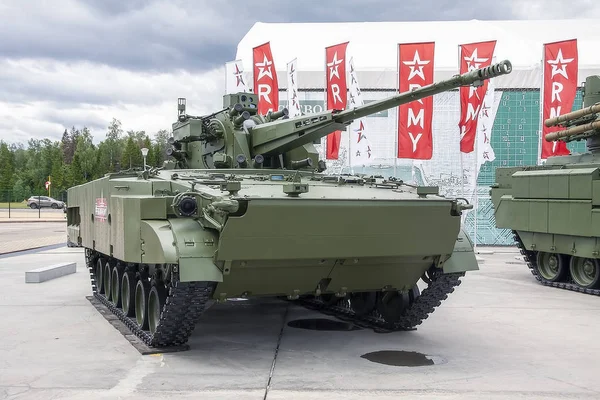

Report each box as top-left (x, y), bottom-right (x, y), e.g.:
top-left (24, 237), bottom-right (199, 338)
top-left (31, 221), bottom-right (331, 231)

top-left (0, 222), bottom-right (66, 254)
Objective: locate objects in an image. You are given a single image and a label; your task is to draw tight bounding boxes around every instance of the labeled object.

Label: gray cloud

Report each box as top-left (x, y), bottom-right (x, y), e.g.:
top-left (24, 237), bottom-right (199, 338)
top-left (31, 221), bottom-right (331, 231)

top-left (1, 1), bottom-right (597, 75)
top-left (0, 0), bottom-right (522, 74)
top-left (512, 0), bottom-right (600, 19)
top-left (0, 0), bottom-right (597, 146)
top-left (0, 0), bottom-right (239, 73)
top-left (0, 58), bottom-right (224, 107)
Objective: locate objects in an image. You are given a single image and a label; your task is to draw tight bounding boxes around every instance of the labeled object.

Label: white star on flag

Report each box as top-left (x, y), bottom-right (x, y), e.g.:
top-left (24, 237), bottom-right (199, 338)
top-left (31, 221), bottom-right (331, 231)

top-left (255, 54), bottom-right (273, 80)
top-left (547, 49), bottom-right (574, 79)
top-left (403, 50), bottom-right (430, 81)
top-left (327, 51), bottom-right (343, 80)
top-left (464, 48), bottom-right (488, 71)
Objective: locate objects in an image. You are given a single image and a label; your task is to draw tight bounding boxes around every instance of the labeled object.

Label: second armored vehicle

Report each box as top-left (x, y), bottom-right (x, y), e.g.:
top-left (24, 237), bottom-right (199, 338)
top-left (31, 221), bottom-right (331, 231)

top-left (67, 60), bottom-right (513, 348)
top-left (491, 74), bottom-right (600, 294)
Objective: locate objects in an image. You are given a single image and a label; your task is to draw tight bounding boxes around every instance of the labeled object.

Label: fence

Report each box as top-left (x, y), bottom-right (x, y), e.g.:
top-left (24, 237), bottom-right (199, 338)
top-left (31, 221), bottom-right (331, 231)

top-left (0, 190), bottom-right (68, 220)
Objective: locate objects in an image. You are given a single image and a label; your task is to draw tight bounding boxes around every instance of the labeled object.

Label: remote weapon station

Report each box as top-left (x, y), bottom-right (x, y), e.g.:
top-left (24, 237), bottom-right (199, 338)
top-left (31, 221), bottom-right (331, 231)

top-left (491, 74), bottom-right (600, 294)
top-left (67, 60), bottom-right (513, 348)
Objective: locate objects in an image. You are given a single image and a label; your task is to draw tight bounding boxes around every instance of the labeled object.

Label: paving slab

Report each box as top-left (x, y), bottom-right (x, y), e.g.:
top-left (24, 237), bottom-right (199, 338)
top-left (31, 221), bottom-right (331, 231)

top-left (1, 246), bottom-right (599, 399)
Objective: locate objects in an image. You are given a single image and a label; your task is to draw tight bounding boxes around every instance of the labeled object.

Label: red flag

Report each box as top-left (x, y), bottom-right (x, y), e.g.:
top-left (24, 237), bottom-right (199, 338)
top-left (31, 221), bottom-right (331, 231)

top-left (458, 40), bottom-right (496, 153)
top-left (252, 42), bottom-right (279, 116)
top-left (397, 42), bottom-right (435, 159)
top-left (540, 39), bottom-right (578, 159)
top-left (325, 42), bottom-right (349, 159)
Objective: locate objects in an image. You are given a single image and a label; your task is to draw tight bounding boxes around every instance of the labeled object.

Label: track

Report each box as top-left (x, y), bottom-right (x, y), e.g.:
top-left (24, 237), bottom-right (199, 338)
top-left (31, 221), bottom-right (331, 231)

top-left (293, 267), bottom-right (465, 333)
top-left (85, 246), bottom-right (465, 347)
top-left (512, 230), bottom-right (600, 296)
top-left (85, 249), bottom-right (216, 348)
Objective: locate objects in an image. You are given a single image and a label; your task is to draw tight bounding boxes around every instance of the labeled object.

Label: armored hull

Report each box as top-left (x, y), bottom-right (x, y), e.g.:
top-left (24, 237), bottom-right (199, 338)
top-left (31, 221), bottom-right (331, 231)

top-left (491, 155), bottom-right (600, 295)
top-left (66, 59), bottom-right (513, 348)
top-left (67, 169), bottom-right (478, 347)
top-left (491, 75), bottom-right (600, 294)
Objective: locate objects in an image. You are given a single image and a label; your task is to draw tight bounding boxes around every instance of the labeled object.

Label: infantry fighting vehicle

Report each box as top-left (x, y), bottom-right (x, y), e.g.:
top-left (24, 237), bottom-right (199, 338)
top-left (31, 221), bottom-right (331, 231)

top-left (491, 75), bottom-right (600, 295)
top-left (67, 59), bottom-right (513, 348)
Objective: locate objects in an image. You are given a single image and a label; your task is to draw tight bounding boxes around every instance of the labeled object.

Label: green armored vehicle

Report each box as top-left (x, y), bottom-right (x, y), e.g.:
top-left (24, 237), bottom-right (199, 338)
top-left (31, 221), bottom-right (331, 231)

top-left (491, 75), bottom-right (600, 294)
top-left (66, 60), bottom-right (512, 348)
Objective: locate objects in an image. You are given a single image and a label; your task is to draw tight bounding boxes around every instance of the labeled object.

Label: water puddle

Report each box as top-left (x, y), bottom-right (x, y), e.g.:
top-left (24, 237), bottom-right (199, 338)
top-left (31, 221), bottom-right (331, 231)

top-left (360, 350), bottom-right (445, 367)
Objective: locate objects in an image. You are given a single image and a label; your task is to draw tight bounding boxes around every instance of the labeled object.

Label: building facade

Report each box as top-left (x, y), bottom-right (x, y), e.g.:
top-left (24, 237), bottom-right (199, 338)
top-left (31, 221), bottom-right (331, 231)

top-left (235, 20), bottom-right (600, 245)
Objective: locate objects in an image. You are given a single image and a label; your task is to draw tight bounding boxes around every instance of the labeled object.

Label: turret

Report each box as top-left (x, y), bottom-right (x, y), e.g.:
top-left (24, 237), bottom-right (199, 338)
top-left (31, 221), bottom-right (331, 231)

top-left (166, 59), bottom-right (513, 171)
top-left (544, 75), bottom-right (600, 153)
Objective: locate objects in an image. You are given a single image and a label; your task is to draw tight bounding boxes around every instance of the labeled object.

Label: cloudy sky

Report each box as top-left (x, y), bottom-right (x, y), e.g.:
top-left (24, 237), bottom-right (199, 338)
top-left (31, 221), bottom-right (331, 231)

top-left (0, 0), bottom-right (598, 145)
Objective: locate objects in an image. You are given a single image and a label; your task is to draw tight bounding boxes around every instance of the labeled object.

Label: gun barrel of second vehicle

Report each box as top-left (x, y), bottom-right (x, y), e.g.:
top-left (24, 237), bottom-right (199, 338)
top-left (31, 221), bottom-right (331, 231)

top-left (544, 120), bottom-right (600, 142)
top-left (333, 59), bottom-right (513, 125)
top-left (544, 103), bottom-right (600, 128)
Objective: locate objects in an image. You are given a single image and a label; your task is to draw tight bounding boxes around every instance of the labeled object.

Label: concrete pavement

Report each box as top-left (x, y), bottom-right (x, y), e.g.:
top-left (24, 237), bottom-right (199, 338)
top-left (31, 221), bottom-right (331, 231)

top-left (1, 245), bottom-right (599, 399)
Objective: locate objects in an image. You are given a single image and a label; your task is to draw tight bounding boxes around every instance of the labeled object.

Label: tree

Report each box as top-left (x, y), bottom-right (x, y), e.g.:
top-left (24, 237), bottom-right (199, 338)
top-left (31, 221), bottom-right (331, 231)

top-left (12, 178), bottom-right (29, 202)
top-left (121, 136), bottom-right (142, 169)
top-left (105, 118), bottom-right (123, 171)
top-left (73, 132), bottom-right (96, 181)
top-left (61, 129), bottom-right (75, 164)
top-left (154, 129), bottom-right (171, 167)
top-left (0, 141), bottom-right (15, 201)
top-left (127, 130), bottom-right (147, 148)
top-left (0, 117), bottom-right (176, 196)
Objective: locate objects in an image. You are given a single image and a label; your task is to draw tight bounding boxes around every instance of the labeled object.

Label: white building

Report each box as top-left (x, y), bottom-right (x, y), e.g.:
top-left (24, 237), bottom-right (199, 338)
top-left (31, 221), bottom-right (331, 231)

top-left (233, 20), bottom-right (600, 245)
top-left (233, 20), bottom-right (600, 166)
top-left (235, 19), bottom-right (600, 90)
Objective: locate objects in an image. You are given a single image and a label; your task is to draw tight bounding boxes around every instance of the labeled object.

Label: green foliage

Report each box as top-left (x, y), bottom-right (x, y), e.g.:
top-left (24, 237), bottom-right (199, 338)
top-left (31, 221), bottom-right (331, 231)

top-left (0, 119), bottom-right (172, 202)
top-left (121, 136), bottom-right (142, 169)
top-left (12, 178), bottom-right (29, 202)
top-left (0, 141), bottom-right (15, 201)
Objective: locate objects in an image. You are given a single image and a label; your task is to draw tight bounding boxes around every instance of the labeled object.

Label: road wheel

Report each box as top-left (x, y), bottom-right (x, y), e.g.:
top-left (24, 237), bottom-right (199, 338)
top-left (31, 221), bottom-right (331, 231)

top-left (135, 279), bottom-right (150, 330)
top-left (570, 257), bottom-right (600, 289)
top-left (148, 284), bottom-right (167, 335)
top-left (535, 252), bottom-right (567, 282)
top-left (121, 271), bottom-right (136, 317)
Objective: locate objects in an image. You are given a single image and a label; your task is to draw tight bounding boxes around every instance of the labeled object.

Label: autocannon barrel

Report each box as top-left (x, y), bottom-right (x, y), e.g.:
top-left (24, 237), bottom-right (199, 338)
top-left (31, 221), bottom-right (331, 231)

top-left (333, 59), bottom-right (512, 125)
top-left (248, 60), bottom-right (512, 157)
top-left (544, 103), bottom-right (600, 127)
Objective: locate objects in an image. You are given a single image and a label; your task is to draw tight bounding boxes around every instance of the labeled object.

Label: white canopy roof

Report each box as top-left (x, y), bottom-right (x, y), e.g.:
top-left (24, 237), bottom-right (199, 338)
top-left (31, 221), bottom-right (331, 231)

top-left (235, 19), bottom-right (600, 89)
